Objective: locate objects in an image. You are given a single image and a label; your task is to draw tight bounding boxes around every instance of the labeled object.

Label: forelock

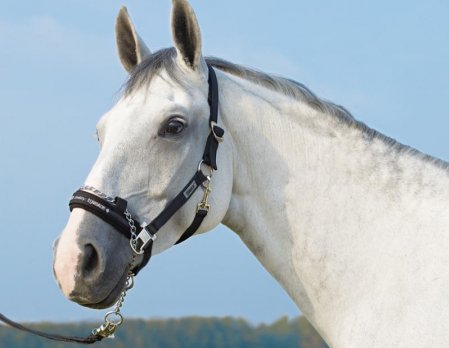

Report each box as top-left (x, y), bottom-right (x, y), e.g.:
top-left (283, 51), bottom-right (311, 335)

top-left (124, 47), bottom-right (180, 96)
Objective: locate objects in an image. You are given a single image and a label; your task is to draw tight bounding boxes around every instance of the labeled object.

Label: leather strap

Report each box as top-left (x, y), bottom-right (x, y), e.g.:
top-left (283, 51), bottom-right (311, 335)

top-left (145, 170), bottom-right (208, 238)
top-left (175, 208), bottom-right (208, 245)
top-left (0, 313), bottom-right (103, 344)
top-left (202, 65), bottom-right (223, 169)
top-left (69, 191), bottom-right (131, 240)
top-left (69, 169), bottom-right (208, 275)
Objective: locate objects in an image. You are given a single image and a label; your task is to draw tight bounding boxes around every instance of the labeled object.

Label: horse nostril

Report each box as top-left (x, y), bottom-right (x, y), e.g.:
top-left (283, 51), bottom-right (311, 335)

top-left (82, 244), bottom-right (99, 277)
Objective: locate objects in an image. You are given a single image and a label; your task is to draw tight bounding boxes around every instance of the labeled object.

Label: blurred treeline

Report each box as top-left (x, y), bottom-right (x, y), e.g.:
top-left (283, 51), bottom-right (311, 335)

top-left (0, 316), bottom-right (328, 348)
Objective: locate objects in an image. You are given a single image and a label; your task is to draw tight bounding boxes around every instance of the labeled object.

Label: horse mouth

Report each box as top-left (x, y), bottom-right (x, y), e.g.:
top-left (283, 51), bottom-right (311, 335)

top-left (71, 270), bottom-right (129, 310)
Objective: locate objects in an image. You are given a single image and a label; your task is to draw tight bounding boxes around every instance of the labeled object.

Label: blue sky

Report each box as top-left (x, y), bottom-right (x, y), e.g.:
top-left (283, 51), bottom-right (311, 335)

top-left (0, 1), bottom-right (448, 324)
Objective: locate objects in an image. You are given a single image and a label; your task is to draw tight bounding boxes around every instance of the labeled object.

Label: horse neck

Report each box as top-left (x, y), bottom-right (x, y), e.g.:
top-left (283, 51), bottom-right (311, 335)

top-left (218, 70), bottom-right (449, 346)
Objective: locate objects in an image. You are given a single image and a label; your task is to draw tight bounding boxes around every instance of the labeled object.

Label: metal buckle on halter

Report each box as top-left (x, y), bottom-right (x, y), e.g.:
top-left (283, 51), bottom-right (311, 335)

top-left (210, 121), bottom-right (224, 143)
top-left (130, 222), bottom-right (157, 255)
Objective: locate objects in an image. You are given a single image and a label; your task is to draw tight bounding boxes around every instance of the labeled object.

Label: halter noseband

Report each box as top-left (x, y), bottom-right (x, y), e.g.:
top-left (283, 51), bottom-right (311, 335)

top-left (69, 64), bottom-right (224, 274)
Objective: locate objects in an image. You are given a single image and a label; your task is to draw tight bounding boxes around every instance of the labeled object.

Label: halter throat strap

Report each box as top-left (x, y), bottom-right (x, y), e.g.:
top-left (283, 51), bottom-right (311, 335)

top-left (69, 65), bottom-right (223, 274)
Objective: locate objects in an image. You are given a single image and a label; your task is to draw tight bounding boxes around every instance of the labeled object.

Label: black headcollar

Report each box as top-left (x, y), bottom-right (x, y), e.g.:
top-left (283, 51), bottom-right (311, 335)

top-left (69, 65), bottom-right (224, 274)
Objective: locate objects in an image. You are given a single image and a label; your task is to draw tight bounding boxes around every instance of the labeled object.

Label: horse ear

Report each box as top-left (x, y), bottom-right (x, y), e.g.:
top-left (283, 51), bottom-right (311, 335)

top-left (171, 0), bottom-right (203, 71)
top-left (115, 6), bottom-right (151, 73)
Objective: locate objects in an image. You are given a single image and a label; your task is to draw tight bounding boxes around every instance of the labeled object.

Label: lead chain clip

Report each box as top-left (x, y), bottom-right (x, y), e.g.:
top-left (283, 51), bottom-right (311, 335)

top-left (197, 174), bottom-right (213, 213)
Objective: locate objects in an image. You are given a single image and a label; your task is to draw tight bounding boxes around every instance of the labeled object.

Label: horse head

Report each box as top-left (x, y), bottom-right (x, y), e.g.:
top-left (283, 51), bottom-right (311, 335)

top-left (53, 0), bottom-right (233, 309)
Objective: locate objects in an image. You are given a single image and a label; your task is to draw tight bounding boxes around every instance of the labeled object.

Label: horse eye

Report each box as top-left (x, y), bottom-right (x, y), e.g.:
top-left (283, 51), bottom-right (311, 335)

top-left (161, 118), bottom-right (186, 136)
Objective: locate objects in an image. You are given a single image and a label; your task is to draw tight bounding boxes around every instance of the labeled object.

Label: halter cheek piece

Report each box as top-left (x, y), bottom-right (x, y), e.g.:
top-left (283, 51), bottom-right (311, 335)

top-left (69, 65), bottom-right (224, 275)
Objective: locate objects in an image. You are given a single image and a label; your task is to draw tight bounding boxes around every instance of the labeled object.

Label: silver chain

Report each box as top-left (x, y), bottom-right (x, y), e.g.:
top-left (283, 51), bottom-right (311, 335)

top-left (124, 210), bottom-right (139, 250)
top-left (82, 172), bottom-right (212, 339)
top-left (81, 185), bottom-right (139, 251)
top-left (92, 255), bottom-right (136, 339)
top-left (80, 185), bottom-right (115, 203)
top-left (88, 198), bottom-right (140, 339)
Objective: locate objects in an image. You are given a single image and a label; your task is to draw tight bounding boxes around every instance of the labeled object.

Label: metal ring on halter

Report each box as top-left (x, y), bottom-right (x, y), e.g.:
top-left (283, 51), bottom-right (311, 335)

top-left (125, 275), bottom-right (134, 290)
top-left (130, 239), bottom-right (145, 255)
top-left (104, 311), bottom-right (124, 326)
top-left (198, 160), bottom-right (214, 178)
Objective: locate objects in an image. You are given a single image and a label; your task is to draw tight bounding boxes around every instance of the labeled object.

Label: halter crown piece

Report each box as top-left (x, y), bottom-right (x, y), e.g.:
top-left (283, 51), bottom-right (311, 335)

top-left (70, 65), bottom-right (223, 275)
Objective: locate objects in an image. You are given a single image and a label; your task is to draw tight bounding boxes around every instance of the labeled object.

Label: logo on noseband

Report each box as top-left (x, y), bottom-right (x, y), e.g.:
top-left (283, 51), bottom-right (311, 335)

top-left (72, 195), bottom-right (85, 202)
top-left (87, 198), bottom-right (110, 213)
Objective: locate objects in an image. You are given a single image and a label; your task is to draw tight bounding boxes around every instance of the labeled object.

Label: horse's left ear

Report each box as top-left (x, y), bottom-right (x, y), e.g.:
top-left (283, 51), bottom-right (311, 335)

top-left (171, 0), bottom-right (204, 71)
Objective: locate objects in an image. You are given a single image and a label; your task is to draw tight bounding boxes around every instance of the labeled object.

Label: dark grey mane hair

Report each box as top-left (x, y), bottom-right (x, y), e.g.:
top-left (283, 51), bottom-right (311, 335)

top-left (123, 48), bottom-right (448, 169)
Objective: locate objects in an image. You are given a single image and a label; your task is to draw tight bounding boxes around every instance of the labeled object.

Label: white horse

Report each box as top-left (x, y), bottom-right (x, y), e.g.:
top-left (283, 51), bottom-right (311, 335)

top-left (53, 1), bottom-right (449, 347)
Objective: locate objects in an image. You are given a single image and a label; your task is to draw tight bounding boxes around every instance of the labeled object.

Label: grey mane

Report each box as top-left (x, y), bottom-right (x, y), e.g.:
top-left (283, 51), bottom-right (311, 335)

top-left (124, 48), bottom-right (448, 170)
top-left (125, 47), bottom-right (355, 125)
